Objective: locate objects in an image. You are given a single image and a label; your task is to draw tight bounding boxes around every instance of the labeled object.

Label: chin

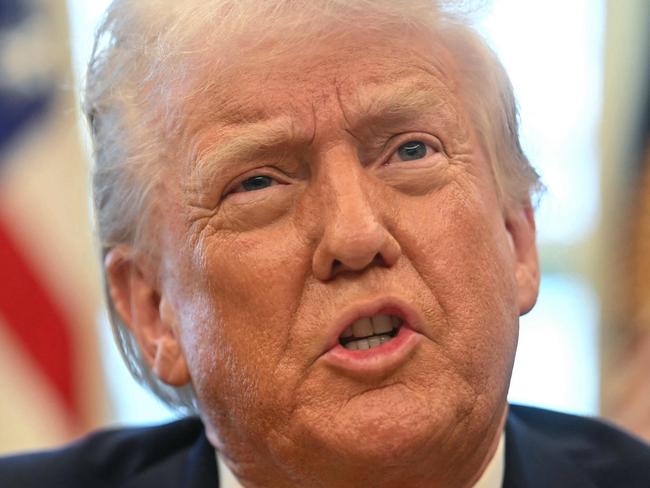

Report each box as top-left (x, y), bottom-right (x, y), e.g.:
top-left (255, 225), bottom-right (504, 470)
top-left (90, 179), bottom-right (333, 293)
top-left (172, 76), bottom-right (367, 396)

top-left (275, 409), bottom-right (456, 488)
top-left (299, 384), bottom-right (469, 467)
top-left (340, 415), bottom-right (440, 465)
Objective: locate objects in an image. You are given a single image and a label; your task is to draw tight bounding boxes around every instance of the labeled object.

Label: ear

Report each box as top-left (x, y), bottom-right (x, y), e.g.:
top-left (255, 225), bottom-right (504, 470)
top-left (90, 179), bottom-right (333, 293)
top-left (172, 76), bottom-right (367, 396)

top-left (505, 202), bottom-right (540, 316)
top-left (104, 246), bottom-right (191, 387)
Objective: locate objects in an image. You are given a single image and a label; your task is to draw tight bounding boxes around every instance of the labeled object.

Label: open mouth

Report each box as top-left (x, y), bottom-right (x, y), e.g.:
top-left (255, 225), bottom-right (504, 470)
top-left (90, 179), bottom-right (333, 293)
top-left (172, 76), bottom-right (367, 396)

top-left (339, 314), bottom-right (403, 350)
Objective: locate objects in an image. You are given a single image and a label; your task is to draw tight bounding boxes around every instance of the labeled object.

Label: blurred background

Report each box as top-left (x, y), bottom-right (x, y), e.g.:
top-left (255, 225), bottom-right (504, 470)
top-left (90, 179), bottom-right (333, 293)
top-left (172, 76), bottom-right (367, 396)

top-left (0, 0), bottom-right (649, 454)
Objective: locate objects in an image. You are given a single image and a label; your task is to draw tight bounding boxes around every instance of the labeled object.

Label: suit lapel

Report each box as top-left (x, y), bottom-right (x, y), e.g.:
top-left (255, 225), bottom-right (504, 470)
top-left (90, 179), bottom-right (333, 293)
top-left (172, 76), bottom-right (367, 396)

top-left (503, 409), bottom-right (596, 488)
top-left (122, 428), bottom-right (219, 488)
top-left (181, 432), bottom-right (220, 488)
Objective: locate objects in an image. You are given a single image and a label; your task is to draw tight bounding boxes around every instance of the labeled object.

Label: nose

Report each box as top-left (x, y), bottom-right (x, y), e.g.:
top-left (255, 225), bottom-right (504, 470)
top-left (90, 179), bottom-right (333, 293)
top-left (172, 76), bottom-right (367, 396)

top-left (311, 162), bottom-right (401, 281)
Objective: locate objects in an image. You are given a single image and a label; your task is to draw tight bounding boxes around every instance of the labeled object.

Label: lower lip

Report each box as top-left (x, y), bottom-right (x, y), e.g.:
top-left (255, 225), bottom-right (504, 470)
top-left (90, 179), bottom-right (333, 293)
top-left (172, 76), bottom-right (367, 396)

top-left (321, 326), bottom-right (421, 377)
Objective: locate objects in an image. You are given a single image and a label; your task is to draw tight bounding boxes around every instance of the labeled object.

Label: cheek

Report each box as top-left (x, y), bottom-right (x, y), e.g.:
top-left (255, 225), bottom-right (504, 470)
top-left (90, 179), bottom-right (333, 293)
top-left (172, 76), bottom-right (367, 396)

top-left (177, 220), bottom-right (316, 426)
top-left (396, 187), bottom-right (519, 381)
top-left (205, 226), bottom-right (308, 350)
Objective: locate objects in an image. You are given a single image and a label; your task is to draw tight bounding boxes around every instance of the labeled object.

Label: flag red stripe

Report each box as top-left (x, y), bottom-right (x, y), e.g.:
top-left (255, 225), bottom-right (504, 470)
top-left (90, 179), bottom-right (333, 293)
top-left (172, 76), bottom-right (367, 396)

top-left (0, 214), bottom-right (77, 420)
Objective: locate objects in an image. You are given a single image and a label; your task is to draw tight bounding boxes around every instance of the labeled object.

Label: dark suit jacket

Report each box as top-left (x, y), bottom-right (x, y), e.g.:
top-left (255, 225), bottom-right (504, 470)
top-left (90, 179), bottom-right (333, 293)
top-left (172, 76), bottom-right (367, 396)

top-left (1, 405), bottom-right (648, 487)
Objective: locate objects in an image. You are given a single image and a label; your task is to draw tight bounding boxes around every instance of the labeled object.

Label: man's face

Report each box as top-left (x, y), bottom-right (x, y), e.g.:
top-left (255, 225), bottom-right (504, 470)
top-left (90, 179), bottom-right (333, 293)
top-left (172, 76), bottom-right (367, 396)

top-left (154, 28), bottom-right (537, 487)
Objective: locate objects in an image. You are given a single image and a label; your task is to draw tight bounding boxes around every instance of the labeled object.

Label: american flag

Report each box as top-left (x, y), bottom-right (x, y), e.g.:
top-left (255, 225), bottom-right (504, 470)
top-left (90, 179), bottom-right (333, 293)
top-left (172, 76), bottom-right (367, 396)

top-left (0, 0), bottom-right (107, 453)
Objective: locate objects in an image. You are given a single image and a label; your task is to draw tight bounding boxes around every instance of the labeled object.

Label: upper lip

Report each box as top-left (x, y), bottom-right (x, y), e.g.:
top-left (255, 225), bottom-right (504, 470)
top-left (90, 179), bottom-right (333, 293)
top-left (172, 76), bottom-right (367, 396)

top-left (324, 296), bottom-right (424, 352)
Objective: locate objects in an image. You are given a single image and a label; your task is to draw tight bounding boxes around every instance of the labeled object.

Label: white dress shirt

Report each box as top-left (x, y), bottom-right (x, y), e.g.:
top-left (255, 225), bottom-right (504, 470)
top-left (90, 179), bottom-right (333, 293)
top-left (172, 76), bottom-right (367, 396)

top-left (216, 433), bottom-right (505, 487)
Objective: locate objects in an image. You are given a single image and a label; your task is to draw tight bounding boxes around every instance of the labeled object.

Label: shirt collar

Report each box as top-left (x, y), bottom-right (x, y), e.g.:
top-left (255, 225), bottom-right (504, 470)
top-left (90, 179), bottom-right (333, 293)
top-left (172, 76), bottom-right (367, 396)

top-left (473, 432), bottom-right (506, 488)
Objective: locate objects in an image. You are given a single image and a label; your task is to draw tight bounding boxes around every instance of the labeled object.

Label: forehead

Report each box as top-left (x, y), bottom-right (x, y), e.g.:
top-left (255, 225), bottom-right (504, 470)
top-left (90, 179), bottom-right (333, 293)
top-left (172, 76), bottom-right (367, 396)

top-left (176, 28), bottom-right (463, 143)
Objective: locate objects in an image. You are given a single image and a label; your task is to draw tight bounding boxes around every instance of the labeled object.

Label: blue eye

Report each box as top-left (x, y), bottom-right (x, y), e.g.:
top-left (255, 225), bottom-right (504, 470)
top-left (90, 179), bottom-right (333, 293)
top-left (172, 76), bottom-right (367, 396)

top-left (397, 141), bottom-right (428, 161)
top-left (240, 175), bottom-right (274, 192)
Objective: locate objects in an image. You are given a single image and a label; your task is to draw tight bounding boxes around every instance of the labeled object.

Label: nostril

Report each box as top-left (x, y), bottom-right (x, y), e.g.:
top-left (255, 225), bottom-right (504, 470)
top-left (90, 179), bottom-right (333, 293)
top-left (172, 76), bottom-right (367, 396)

top-left (328, 253), bottom-right (389, 279)
top-left (371, 253), bottom-right (384, 267)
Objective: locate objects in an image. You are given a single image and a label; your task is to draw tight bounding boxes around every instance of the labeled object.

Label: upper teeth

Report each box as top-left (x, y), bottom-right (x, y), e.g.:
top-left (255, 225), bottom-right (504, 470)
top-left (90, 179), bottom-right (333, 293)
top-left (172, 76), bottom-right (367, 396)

top-left (340, 314), bottom-right (402, 349)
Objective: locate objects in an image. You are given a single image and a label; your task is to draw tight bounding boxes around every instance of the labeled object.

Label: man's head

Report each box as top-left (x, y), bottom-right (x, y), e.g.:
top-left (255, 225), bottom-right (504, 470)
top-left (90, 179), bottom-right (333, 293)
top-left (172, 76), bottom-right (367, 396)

top-left (87, 1), bottom-right (541, 486)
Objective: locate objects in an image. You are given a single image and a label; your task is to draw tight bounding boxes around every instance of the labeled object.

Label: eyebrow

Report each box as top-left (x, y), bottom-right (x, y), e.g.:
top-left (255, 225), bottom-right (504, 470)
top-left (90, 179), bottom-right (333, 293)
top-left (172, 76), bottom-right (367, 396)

top-left (190, 78), bottom-right (454, 183)
top-left (190, 115), bottom-right (309, 183)
top-left (342, 79), bottom-right (454, 139)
